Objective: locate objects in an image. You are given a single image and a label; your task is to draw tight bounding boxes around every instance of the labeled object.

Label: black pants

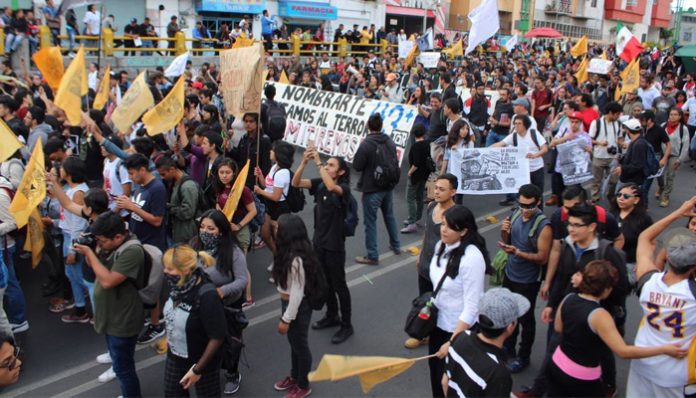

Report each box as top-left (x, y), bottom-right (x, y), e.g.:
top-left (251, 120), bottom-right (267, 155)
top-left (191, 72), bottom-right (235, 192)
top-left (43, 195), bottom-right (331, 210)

top-left (535, 116), bottom-right (548, 134)
top-left (547, 358), bottom-right (604, 397)
top-left (281, 298), bottom-right (312, 389)
top-left (315, 246), bottom-right (351, 326)
top-left (263, 34), bottom-right (273, 51)
top-left (551, 171), bottom-right (565, 197)
top-left (502, 276), bottom-right (541, 360)
top-left (164, 355), bottom-right (221, 397)
top-left (531, 326), bottom-right (562, 394)
top-left (222, 314), bottom-right (243, 375)
top-left (428, 326), bottom-right (452, 398)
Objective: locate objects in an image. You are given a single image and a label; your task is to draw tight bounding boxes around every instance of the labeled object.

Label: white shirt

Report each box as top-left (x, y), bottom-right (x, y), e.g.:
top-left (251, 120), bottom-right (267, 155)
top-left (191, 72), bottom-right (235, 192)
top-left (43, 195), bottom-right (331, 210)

top-left (83, 11), bottom-right (100, 35)
top-left (638, 85), bottom-right (660, 109)
top-left (88, 70), bottom-right (98, 91)
top-left (589, 117), bottom-right (621, 159)
top-left (265, 164), bottom-right (290, 200)
top-left (429, 241), bottom-right (486, 332)
top-left (502, 128), bottom-right (547, 172)
top-left (103, 157), bottom-right (131, 215)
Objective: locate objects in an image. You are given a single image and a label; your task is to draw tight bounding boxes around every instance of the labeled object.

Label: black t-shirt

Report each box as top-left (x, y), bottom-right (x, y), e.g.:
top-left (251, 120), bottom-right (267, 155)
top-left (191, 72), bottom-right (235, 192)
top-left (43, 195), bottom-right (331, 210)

top-left (310, 178), bottom-right (349, 252)
top-left (492, 101), bottom-right (513, 135)
top-left (129, 178), bottom-right (168, 251)
top-left (428, 108), bottom-right (447, 140)
top-left (644, 125), bottom-right (670, 156)
top-left (550, 206), bottom-right (621, 242)
top-left (124, 23), bottom-right (140, 40)
top-left (408, 140), bottom-right (431, 183)
top-left (614, 209), bottom-right (652, 263)
top-left (445, 331), bottom-right (512, 397)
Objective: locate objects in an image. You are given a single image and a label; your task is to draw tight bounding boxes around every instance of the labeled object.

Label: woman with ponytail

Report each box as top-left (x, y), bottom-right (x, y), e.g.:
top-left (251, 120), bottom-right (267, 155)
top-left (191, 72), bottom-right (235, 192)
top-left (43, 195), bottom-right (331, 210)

top-left (162, 244), bottom-right (226, 397)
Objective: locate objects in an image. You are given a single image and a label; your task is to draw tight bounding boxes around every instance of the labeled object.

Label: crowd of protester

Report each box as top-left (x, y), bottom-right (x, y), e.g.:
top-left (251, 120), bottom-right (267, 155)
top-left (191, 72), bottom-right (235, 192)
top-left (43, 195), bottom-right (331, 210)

top-left (0, 11), bottom-right (696, 398)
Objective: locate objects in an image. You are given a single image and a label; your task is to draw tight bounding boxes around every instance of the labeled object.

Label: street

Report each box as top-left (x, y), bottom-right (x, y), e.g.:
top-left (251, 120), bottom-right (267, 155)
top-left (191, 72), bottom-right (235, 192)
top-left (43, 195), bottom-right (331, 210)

top-left (3, 154), bottom-right (695, 398)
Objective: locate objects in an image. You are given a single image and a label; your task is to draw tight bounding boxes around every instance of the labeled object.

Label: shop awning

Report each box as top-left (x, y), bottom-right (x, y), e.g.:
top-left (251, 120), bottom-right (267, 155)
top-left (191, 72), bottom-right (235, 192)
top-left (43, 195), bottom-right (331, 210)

top-left (278, 1), bottom-right (338, 20)
top-left (386, 5), bottom-right (435, 18)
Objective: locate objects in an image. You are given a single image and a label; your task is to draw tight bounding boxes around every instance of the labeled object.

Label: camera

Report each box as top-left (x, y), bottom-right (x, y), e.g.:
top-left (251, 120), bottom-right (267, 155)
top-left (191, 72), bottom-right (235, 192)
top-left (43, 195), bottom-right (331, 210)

top-left (607, 146), bottom-right (618, 155)
top-left (73, 233), bottom-right (96, 249)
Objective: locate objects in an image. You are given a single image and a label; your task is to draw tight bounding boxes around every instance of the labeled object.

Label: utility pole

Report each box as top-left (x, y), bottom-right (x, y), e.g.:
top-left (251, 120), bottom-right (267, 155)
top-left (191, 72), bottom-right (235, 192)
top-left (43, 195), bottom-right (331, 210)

top-left (673, 0), bottom-right (685, 46)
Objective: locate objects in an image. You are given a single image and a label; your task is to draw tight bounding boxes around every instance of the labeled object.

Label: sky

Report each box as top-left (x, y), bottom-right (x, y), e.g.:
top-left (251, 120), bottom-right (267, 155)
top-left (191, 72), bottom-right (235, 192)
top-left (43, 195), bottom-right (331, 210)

top-left (677, 0), bottom-right (696, 10)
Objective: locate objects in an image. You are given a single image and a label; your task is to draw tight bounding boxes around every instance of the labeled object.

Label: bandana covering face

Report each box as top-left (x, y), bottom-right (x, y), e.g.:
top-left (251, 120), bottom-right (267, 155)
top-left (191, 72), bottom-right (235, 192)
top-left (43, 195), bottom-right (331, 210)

top-left (167, 266), bottom-right (202, 302)
top-left (199, 232), bottom-right (220, 252)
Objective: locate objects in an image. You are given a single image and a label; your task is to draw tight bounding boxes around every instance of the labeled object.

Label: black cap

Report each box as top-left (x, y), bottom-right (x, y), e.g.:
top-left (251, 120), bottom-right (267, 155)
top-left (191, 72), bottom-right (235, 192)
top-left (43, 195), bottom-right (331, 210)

top-left (639, 110), bottom-right (655, 121)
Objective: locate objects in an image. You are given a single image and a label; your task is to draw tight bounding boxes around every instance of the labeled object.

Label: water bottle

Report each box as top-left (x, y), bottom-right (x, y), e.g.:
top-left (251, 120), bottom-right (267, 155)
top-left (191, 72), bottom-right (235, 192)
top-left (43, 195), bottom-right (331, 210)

top-left (418, 300), bottom-right (432, 320)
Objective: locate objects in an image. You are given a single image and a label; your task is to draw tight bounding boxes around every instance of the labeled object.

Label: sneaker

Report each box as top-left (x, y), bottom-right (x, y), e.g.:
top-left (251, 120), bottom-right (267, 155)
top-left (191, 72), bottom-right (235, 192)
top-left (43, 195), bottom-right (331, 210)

top-left (660, 199), bottom-right (669, 208)
top-left (267, 262), bottom-right (274, 272)
top-left (331, 326), bottom-right (354, 344)
top-left (61, 309), bottom-right (90, 323)
top-left (49, 298), bottom-right (75, 313)
top-left (137, 324), bottom-right (165, 345)
top-left (655, 189), bottom-right (662, 199)
top-left (400, 223), bottom-right (418, 234)
top-left (404, 336), bottom-right (428, 349)
top-left (241, 300), bottom-right (255, 310)
top-left (285, 385), bottom-right (312, 398)
top-left (312, 316), bottom-right (340, 330)
top-left (97, 367), bottom-right (116, 383)
top-left (268, 276), bottom-right (275, 284)
top-left (274, 376), bottom-right (297, 391)
top-left (391, 247), bottom-right (402, 255)
top-left (355, 256), bottom-right (378, 265)
top-left (223, 372), bottom-right (241, 395)
top-left (507, 357), bottom-right (530, 374)
top-left (96, 352), bottom-right (112, 364)
top-left (10, 321), bottom-right (29, 334)
top-left (511, 386), bottom-right (540, 398)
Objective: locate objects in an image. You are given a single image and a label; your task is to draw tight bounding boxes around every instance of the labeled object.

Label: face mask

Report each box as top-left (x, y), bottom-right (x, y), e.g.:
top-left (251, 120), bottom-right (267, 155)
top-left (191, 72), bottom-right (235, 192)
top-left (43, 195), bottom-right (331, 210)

top-left (165, 273), bottom-right (181, 289)
top-left (199, 231), bottom-right (220, 250)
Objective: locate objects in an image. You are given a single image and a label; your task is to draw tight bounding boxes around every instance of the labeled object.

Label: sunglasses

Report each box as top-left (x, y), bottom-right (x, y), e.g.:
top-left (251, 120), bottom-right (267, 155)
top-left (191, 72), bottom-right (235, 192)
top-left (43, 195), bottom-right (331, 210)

top-left (0, 346), bottom-right (20, 371)
top-left (618, 193), bottom-right (638, 200)
top-left (518, 201), bottom-right (538, 209)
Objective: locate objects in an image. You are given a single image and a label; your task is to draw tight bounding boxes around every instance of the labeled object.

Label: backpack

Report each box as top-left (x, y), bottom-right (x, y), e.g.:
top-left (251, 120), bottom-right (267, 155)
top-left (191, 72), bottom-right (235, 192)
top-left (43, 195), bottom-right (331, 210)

top-left (249, 193), bottom-right (266, 233)
top-left (489, 210), bottom-right (547, 286)
top-left (372, 140), bottom-right (400, 189)
top-left (318, 182), bottom-right (360, 237)
top-left (276, 169), bottom-right (306, 213)
top-left (175, 176), bottom-right (205, 218)
top-left (641, 137), bottom-right (661, 177)
top-left (512, 129), bottom-right (541, 150)
top-left (266, 100), bottom-right (287, 142)
top-left (114, 238), bottom-right (164, 307)
top-left (561, 205), bottom-right (607, 225)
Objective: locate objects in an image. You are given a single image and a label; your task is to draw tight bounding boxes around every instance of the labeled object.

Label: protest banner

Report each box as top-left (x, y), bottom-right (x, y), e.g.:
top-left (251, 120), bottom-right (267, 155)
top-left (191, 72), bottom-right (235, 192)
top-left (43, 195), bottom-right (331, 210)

top-left (587, 58), bottom-right (612, 74)
top-left (456, 87), bottom-right (500, 111)
top-left (220, 43), bottom-right (265, 118)
top-left (264, 83), bottom-right (417, 165)
top-left (418, 52), bottom-right (440, 68)
top-left (449, 147), bottom-right (530, 195)
top-left (398, 40), bottom-right (414, 59)
top-left (557, 140), bottom-right (593, 185)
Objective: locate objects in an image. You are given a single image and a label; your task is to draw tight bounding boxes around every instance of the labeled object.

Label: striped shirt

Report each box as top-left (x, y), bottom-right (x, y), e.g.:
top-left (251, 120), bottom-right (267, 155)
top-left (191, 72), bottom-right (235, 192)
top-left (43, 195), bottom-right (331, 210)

top-left (445, 331), bottom-right (511, 397)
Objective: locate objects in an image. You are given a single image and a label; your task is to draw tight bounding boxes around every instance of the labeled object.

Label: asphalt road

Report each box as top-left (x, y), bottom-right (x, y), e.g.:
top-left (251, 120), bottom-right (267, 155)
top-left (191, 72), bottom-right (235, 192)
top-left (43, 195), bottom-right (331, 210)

top-left (3, 154), bottom-right (695, 398)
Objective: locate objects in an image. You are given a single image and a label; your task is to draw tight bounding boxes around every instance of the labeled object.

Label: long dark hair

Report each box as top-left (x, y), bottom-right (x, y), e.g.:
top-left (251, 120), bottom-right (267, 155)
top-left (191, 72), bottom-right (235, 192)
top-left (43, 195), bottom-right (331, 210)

top-left (435, 205), bottom-right (491, 278)
top-left (189, 209), bottom-right (239, 276)
top-left (272, 214), bottom-right (319, 292)
top-left (212, 157), bottom-right (238, 196)
top-left (446, 119), bottom-right (473, 149)
top-left (331, 156), bottom-right (350, 185)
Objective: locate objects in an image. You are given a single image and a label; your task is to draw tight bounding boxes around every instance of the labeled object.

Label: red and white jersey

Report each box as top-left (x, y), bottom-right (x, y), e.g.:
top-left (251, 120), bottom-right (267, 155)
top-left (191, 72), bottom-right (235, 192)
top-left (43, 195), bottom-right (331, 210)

top-left (631, 272), bottom-right (696, 388)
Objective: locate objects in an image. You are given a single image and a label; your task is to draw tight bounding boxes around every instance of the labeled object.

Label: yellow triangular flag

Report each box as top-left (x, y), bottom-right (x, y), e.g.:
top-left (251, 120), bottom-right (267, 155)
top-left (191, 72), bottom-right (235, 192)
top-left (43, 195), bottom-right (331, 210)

top-left (54, 46), bottom-right (86, 126)
top-left (279, 70), bottom-right (289, 84)
top-left (9, 138), bottom-right (45, 229)
top-left (570, 36), bottom-right (588, 58)
top-left (614, 85), bottom-right (622, 101)
top-left (0, 118), bottom-right (23, 163)
top-left (142, 75), bottom-right (185, 136)
top-left (111, 71), bottom-right (155, 133)
top-left (232, 36), bottom-right (254, 49)
top-left (32, 46), bottom-right (64, 92)
top-left (309, 355), bottom-right (419, 393)
top-left (620, 58), bottom-right (640, 95)
top-left (93, 65), bottom-right (111, 110)
top-left (405, 43), bottom-right (418, 67)
top-left (442, 39), bottom-right (463, 59)
top-left (24, 208), bottom-right (44, 268)
top-left (222, 160), bottom-right (250, 221)
top-left (575, 57), bottom-right (589, 84)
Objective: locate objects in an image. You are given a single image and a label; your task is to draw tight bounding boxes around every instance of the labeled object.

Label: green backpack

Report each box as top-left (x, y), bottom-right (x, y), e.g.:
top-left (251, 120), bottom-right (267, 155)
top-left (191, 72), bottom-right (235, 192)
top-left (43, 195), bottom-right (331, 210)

top-left (489, 210), bottom-right (547, 286)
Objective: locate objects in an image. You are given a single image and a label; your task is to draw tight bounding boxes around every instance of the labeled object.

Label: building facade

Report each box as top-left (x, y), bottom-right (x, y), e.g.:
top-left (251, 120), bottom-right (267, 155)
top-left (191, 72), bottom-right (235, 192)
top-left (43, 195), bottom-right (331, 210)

top-left (672, 9), bottom-right (696, 46)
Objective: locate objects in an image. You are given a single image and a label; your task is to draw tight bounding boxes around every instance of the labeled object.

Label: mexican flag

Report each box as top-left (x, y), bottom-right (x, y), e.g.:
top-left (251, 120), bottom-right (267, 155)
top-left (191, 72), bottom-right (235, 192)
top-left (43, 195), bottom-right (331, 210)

top-left (616, 26), bottom-right (644, 63)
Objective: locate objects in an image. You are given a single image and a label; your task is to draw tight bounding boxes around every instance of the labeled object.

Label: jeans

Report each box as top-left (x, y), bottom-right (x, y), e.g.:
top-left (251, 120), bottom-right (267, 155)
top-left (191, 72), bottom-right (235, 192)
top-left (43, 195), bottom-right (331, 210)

top-left (142, 40), bottom-right (153, 56)
top-left (486, 130), bottom-right (507, 147)
top-left (281, 298), bottom-right (312, 389)
top-left (0, 286), bottom-right (10, 337)
top-left (362, 190), bottom-right (401, 261)
top-left (503, 276), bottom-right (541, 360)
top-left (66, 26), bottom-right (76, 52)
top-left (428, 326), bottom-right (452, 397)
top-left (640, 153), bottom-right (661, 206)
top-left (63, 231), bottom-right (88, 308)
top-left (106, 334), bottom-right (141, 397)
top-left (405, 178), bottom-right (426, 225)
top-left (5, 33), bottom-right (24, 53)
top-left (84, 279), bottom-right (95, 313)
top-left (2, 246), bottom-right (25, 324)
top-left (657, 157), bottom-right (677, 202)
top-left (315, 246), bottom-right (351, 326)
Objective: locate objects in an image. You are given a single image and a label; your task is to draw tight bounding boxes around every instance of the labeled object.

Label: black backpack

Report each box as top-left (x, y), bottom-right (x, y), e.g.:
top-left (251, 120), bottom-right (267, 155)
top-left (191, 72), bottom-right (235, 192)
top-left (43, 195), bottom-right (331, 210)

top-left (276, 169), bottom-right (306, 213)
top-left (266, 100), bottom-right (287, 142)
top-left (318, 182), bottom-right (360, 237)
top-left (512, 129), bottom-right (541, 150)
top-left (641, 138), bottom-right (661, 177)
top-left (372, 140), bottom-right (400, 189)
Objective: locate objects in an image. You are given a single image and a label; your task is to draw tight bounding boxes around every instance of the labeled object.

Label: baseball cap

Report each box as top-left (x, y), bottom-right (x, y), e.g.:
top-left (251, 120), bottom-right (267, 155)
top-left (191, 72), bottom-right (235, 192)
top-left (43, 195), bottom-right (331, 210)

top-left (512, 97), bottom-right (530, 109)
top-left (622, 118), bottom-right (642, 131)
top-left (568, 111), bottom-right (583, 121)
top-left (385, 73), bottom-right (398, 82)
top-left (639, 110), bottom-right (656, 121)
top-left (664, 228), bottom-right (696, 271)
top-left (478, 288), bottom-right (530, 329)
top-left (130, 18), bottom-right (137, 23)
top-left (191, 81), bottom-right (204, 89)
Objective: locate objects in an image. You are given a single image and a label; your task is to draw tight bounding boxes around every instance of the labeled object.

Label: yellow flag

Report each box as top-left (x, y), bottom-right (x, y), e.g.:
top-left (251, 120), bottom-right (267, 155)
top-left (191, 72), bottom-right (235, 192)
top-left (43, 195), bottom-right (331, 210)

top-left (111, 71), bottom-right (155, 133)
top-left (442, 39), bottom-right (463, 59)
top-left (24, 208), bottom-right (44, 268)
top-left (309, 355), bottom-right (421, 393)
top-left (222, 160), bottom-right (250, 221)
top-left (0, 118), bottom-right (23, 163)
top-left (32, 46), bottom-right (64, 91)
top-left (279, 70), bottom-right (290, 84)
top-left (142, 75), bottom-right (185, 136)
top-left (405, 43), bottom-right (418, 67)
top-left (570, 36), bottom-right (588, 58)
top-left (575, 57), bottom-right (589, 84)
top-left (233, 36), bottom-right (255, 49)
top-left (93, 65), bottom-right (111, 110)
top-left (620, 58), bottom-right (640, 95)
top-left (9, 138), bottom-right (45, 229)
top-left (54, 46), bottom-right (86, 126)
top-left (614, 85), bottom-right (622, 101)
